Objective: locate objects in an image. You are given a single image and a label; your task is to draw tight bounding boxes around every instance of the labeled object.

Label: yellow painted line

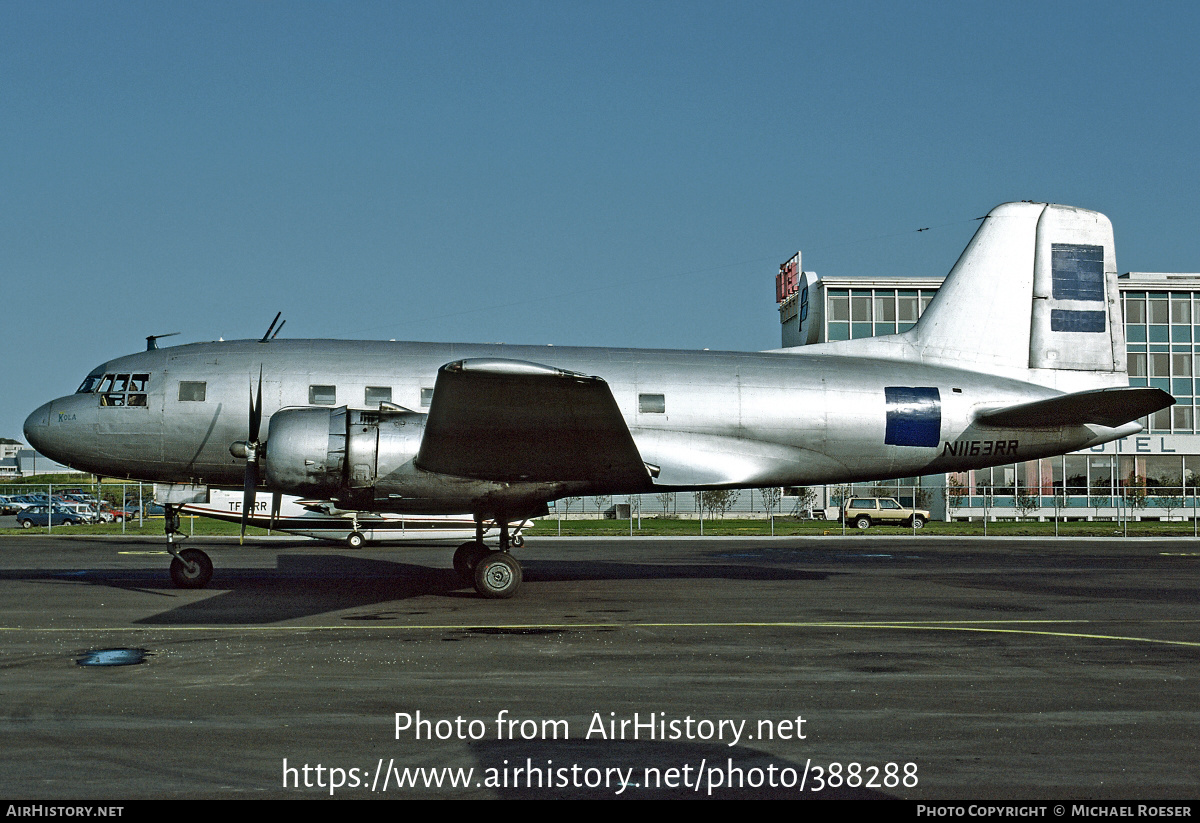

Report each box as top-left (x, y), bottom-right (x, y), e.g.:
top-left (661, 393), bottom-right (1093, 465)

top-left (0, 619), bottom-right (1197, 647)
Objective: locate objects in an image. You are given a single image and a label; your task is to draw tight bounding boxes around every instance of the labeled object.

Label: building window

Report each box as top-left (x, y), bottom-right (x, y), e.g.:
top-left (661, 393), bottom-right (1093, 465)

top-left (178, 382), bottom-right (206, 402)
top-left (309, 385), bottom-right (336, 405)
top-left (1173, 405), bottom-right (1194, 431)
top-left (851, 293), bottom-right (872, 322)
top-left (1171, 295), bottom-right (1191, 324)
top-left (420, 387), bottom-right (434, 407)
top-left (828, 290), bottom-right (849, 322)
top-left (1149, 293), bottom-right (1169, 324)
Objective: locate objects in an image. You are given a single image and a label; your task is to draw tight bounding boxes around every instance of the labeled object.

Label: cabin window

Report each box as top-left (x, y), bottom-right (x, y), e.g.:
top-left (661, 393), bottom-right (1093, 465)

top-left (638, 393), bottom-right (666, 414)
top-left (309, 385), bottom-right (336, 405)
top-left (420, 387), bottom-right (434, 407)
top-left (97, 373), bottom-right (150, 407)
top-left (179, 382), bottom-right (206, 402)
top-left (365, 386), bottom-right (391, 406)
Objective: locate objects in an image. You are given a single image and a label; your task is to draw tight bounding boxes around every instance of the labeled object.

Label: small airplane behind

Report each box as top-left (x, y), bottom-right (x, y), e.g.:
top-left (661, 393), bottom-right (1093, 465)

top-left (182, 489), bottom-right (526, 549)
top-left (25, 202), bottom-right (1173, 598)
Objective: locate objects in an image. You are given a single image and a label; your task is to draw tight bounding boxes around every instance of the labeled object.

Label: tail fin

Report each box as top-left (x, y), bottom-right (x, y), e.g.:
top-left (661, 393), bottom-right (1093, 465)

top-left (915, 202), bottom-right (1124, 387)
top-left (813, 202), bottom-right (1128, 392)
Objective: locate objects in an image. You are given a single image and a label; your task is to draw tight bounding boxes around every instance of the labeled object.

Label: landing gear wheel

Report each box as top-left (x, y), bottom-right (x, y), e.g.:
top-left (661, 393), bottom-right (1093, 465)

top-left (855, 516), bottom-right (871, 530)
top-left (910, 515), bottom-right (925, 529)
top-left (473, 552), bottom-right (522, 599)
top-left (170, 548), bottom-right (213, 589)
top-left (510, 534), bottom-right (525, 548)
top-left (346, 531), bottom-right (365, 549)
top-left (453, 541), bottom-right (490, 582)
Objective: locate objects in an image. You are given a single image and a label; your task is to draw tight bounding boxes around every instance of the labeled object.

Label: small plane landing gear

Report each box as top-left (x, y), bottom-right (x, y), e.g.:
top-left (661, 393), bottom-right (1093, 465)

top-left (169, 548), bottom-right (213, 589)
top-left (346, 531), bottom-right (365, 549)
top-left (473, 551), bottom-right (522, 599)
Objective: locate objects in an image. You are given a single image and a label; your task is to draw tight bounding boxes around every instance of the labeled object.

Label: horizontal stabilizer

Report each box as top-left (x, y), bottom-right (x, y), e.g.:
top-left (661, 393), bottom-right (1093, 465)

top-left (975, 387), bottom-right (1174, 429)
top-left (416, 358), bottom-right (652, 486)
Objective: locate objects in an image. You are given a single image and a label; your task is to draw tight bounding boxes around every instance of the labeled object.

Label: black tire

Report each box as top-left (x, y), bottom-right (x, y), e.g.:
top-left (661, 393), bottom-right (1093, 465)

top-left (855, 516), bottom-right (871, 530)
top-left (170, 549), bottom-right (213, 589)
top-left (910, 515), bottom-right (925, 529)
top-left (346, 531), bottom-right (365, 549)
top-left (453, 541), bottom-right (490, 582)
top-left (473, 552), bottom-right (522, 599)
top-left (511, 534), bottom-right (525, 548)
top-left (20, 519), bottom-right (32, 529)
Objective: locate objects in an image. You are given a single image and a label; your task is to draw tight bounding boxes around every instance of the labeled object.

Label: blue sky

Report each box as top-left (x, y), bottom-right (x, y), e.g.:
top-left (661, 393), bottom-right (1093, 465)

top-left (4, 1), bottom-right (1199, 441)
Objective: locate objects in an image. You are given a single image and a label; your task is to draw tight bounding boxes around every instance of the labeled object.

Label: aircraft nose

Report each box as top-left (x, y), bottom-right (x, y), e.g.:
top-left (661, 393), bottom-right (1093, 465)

top-left (23, 402), bottom-right (53, 451)
top-left (24, 398), bottom-right (88, 467)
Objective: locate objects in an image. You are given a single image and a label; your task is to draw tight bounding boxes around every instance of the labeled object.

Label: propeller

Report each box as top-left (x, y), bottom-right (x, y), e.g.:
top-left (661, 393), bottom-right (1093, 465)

top-left (229, 367), bottom-right (265, 542)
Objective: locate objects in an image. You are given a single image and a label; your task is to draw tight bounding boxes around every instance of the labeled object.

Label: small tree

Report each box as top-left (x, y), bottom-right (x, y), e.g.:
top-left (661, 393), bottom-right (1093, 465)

top-left (593, 494), bottom-right (612, 518)
top-left (1153, 477), bottom-right (1184, 521)
top-left (946, 475), bottom-right (967, 510)
top-left (655, 491), bottom-right (675, 518)
top-left (759, 487), bottom-right (781, 518)
top-left (1121, 474), bottom-right (1147, 521)
top-left (698, 489), bottom-right (739, 518)
top-left (788, 486), bottom-right (816, 519)
top-left (829, 484), bottom-right (851, 509)
top-left (946, 475), bottom-right (967, 519)
top-left (1014, 491), bottom-right (1039, 520)
top-left (913, 485), bottom-right (932, 510)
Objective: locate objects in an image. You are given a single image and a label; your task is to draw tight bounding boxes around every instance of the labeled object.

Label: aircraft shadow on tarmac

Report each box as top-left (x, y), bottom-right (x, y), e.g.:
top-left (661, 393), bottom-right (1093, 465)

top-left (7, 551), bottom-right (832, 626)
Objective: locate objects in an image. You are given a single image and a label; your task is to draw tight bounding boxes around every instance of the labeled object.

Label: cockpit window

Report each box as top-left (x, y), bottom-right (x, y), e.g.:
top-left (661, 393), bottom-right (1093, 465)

top-left (95, 373), bottom-right (151, 407)
top-left (76, 371), bottom-right (104, 394)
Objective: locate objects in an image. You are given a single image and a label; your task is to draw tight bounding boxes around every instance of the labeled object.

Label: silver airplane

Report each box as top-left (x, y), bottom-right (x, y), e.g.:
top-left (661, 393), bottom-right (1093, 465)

top-left (24, 202), bottom-right (1174, 598)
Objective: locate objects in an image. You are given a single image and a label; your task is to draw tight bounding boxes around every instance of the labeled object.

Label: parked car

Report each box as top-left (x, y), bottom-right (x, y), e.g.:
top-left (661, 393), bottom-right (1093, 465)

top-left (0, 496), bottom-right (21, 515)
top-left (56, 502), bottom-right (98, 523)
top-left (842, 497), bottom-right (930, 529)
top-left (17, 505), bottom-right (89, 528)
top-left (97, 503), bottom-right (139, 522)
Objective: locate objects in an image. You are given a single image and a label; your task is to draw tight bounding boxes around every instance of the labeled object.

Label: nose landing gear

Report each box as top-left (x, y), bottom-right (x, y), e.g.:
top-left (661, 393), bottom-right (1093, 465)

top-left (163, 503), bottom-right (214, 589)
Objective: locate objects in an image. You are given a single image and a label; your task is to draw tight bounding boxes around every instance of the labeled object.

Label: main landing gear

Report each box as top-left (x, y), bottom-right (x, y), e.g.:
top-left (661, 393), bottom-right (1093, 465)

top-left (163, 503), bottom-right (213, 589)
top-left (453, 518), bottom-right (523, 599)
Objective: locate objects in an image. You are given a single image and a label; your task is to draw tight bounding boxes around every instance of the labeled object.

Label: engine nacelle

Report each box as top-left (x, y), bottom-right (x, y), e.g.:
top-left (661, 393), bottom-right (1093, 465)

top-left (264, 406), bottom-right (426, 500)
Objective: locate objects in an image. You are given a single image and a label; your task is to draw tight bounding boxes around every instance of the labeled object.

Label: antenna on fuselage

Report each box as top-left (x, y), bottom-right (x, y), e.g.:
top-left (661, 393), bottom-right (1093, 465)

top-left (260, 312), bottom-right (285, 343)
top-left (146, 333), bottom-right (180, 351)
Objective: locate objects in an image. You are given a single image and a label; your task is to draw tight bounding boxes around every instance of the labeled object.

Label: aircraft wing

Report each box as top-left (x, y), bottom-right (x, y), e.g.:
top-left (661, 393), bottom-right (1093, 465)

top-left (415, 358), bottom-right (652, 486)
top-left (974, 386), bottom-right (1174, 429)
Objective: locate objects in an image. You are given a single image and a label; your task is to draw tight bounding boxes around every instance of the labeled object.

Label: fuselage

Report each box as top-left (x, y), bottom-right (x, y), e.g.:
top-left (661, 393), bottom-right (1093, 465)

top-left (24, 337), bottom-right (1136, 515)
